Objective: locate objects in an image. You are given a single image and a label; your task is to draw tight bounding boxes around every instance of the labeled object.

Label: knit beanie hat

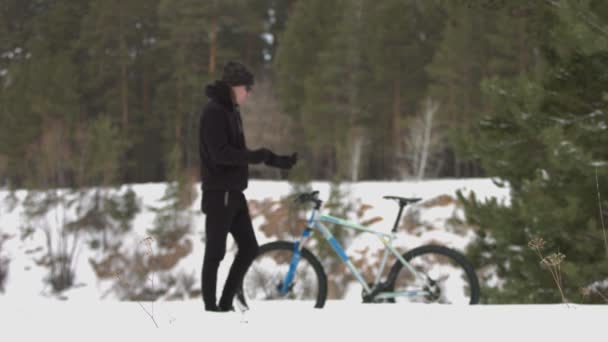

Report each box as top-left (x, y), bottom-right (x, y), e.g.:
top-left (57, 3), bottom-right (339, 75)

top-left (221, 61), bottom-right (254, 87)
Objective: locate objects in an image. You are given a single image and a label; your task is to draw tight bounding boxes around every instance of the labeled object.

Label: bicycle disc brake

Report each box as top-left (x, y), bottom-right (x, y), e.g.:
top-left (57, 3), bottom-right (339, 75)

top-left (276, 280), bottom-right (295, 296)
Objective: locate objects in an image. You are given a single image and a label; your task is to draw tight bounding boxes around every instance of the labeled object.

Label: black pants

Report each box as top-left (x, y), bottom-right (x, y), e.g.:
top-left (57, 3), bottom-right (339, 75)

top-left (201, 190), bottom-right (259, 310)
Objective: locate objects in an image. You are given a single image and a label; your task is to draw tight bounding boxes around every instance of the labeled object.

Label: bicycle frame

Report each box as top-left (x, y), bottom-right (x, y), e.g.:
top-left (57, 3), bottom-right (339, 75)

top-left (280, 205), bottom-right (429, 300)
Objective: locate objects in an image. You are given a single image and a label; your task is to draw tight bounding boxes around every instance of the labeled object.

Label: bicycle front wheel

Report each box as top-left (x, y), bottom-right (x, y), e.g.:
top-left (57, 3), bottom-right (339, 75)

top-left (386, 245), bottom-right (480, 304)
top-left (238, 241), bottom-right (328, 308)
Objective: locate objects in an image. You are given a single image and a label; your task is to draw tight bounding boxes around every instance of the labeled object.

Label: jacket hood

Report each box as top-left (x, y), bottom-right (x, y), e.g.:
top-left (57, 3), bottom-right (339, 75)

top-left (205, 80), bottom-right (236, 111)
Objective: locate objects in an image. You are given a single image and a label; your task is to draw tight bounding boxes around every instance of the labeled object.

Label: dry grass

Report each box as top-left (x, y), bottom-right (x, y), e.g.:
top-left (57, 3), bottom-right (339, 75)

top-left (114, 236), bottom-right (178, 328)
top-left (356, 203), bottom-right (373, 219)
top-left (528, 237), bottom-right (568, 303)
top-left (419, 194), bottom-right (456, 208)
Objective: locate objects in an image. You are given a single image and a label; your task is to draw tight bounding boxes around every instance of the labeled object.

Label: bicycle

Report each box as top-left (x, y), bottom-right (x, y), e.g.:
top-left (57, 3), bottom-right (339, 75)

top-left (237, 190), bottom-right (480, 308)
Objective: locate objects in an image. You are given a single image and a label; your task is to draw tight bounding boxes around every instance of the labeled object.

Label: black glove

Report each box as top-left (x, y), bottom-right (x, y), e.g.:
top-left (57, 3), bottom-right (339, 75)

top-left (266, 152), bottom-right (298, 170)
top-left (248, 148), bottom-right (272, 164)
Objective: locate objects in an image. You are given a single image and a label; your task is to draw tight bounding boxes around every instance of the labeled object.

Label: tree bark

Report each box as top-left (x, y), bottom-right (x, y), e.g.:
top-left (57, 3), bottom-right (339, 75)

top-left (518, 18), bottom-right (527, 75)
top-left (392, 78), bottom-right (401, 179)
top-left (245, 32), bottom-right (254, 66)
top-left (176, 65), bottom-right (182, 144)
top-left (143, 61), bottom-right (149, 118)
top-left (119, 8), bottom-right (129, 133)
top-left (417, 98), bottom-right (439, 180)
top-left (350, 134), bottom-right (363, 182)
top-left (208, 17), bottom-right (218, 77)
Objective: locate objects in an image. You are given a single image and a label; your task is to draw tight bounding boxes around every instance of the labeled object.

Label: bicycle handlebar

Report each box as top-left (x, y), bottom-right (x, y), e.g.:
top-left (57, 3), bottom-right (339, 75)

top-left (293, 190), bottom-right (323, 208)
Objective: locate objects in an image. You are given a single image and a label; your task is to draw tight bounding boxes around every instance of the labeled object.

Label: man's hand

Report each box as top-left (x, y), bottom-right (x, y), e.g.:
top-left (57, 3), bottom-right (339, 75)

top-left (248, 148), bottom-right (272, 164)
top-left (266, 152), bottom-right (298, 170)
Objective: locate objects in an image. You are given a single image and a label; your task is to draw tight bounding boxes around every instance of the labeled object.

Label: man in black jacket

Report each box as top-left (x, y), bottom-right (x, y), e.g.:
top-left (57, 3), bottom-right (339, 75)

top-left (199, 61), bottom-right (297, 312)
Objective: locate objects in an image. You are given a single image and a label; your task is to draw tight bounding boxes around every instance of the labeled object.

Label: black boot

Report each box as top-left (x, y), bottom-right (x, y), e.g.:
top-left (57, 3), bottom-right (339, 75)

top-left (205, 303), bottom-right (233, 313)
top-left (205, 304), bottom-right (220, 312)
top-left (218, 303), bottom-right (235, 312)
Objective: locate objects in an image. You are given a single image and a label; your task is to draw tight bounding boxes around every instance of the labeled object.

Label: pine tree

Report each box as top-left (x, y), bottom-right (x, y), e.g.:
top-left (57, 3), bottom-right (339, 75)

top-left (426, 3), bottom-right (488, 177)
top-left (299, 0), bottom-right (365, 180)
top-left (360, 0), bottom-right (445, 179)
top-left (0, 0), bottom-right (84, 185)
top-left (426, 1), bottom-right (549, 178)
top-left (458, 2), bottom-right (608, 302)
top-left (275, 0), bottom-right (346, 181)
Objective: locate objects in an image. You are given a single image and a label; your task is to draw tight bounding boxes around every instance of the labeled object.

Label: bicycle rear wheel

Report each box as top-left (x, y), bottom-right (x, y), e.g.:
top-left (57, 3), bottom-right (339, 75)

top-left (238, 241), bottom-right (328, 308)
top-left (386, 245), bottom-right (480, 304)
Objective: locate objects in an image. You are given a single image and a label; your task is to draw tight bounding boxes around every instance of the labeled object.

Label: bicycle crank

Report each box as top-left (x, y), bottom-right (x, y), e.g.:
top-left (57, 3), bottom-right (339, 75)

top-left (362, 281), bottom-right (393, 303)
top-left (423, 276), bottom-right (443, 302)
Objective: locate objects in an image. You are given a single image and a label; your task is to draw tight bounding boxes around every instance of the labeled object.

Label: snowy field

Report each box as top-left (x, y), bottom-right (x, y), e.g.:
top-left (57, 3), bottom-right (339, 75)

top-left (0, 178), bottom-right (510, 301)
top-left (2, 178), bottom-right (602, 341)
top-left (0, 298), bottom-right (605, 342)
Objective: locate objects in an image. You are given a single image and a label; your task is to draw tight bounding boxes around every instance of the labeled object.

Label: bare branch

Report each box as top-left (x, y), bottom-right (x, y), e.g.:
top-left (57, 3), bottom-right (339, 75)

top-left (544, 0), bottom-right (562, 8)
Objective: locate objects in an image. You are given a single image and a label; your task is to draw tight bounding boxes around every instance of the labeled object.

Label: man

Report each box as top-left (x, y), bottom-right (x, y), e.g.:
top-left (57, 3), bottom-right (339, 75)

top-left (199, 61), bottom-right (297, 312)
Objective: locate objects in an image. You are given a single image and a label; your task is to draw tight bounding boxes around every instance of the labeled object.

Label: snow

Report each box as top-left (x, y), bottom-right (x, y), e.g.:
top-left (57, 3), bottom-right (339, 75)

top-left (0, 178), bottom-right (509, 300)
top-left (0, 297), bottom-right (604, 341)
top-left (0, 179), bottom-right (602, 340)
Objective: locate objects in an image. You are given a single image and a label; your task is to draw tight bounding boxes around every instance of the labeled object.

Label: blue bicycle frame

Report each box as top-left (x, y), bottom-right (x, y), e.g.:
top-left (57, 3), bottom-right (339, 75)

top-left (279, 205), bottom-right (429, 299)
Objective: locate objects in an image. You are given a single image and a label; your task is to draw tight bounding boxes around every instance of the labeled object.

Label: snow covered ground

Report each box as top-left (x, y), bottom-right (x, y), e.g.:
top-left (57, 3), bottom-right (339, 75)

top-left (0, 179), bottom-right (603, 341)
top-left (0, 178), bottom-right (510, 301)
top-left (0, 297), bottom-right (605, 342)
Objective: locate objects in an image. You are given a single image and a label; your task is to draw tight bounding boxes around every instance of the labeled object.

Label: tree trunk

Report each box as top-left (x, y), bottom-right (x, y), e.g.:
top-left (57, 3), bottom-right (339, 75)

top-left (350, 133), bottom-right (363, 182)
top-left (518, 18), bottom-right (527, 75)
top-left (245, 32), bottom-right (254, 66)
top-left (208, 17), bottom-right (218, 77)
top-left (119, 8), bottom-right (129, 133)
top-left (143, 61), bottom-right (149, 117)
top-left (417, 98), bottom-right (439, 180)
top-left (392, 78), bottom-right (401, 179)
top-left (176, 72), bottom-right (182, 144)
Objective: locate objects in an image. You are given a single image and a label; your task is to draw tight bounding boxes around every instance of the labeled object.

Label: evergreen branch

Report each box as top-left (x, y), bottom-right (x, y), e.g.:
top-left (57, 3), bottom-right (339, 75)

top-left (546, 0), bottom-right (608, 38)
top-left (576, 10), bottom-right (608, 38)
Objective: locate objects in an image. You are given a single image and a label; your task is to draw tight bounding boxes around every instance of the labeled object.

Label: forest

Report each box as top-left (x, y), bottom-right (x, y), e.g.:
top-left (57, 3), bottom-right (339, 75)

top-left (0, 0), bottom-right (571, 188)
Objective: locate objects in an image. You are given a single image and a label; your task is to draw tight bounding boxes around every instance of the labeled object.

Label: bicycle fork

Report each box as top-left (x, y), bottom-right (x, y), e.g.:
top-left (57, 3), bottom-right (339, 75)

top-left (280, 208), bottom-right (318, 294)
top-left (279, 228), bottom-right (311, 294)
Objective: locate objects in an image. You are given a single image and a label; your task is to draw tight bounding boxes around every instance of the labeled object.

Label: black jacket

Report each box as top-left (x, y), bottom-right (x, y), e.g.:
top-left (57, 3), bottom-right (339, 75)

top-left (199, 80), bottom-right (261, 192)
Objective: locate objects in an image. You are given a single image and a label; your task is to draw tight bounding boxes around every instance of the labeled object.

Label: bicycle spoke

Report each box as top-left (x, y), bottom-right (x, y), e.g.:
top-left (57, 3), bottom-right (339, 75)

top-left (242, 242), bottom-right (324, 306)
top-left (388, 245), bottom-right (479, 304)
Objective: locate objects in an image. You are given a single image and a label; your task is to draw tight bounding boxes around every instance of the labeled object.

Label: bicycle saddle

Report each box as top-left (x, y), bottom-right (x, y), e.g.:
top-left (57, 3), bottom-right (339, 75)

top-left (382, 195), bottom-right (422, 206)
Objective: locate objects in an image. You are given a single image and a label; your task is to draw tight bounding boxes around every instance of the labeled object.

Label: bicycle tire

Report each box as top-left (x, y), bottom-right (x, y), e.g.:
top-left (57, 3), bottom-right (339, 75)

top-left (386, 244), bottom-right (480, 304)
top-left (238, 240), bottom-right (328, 308)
